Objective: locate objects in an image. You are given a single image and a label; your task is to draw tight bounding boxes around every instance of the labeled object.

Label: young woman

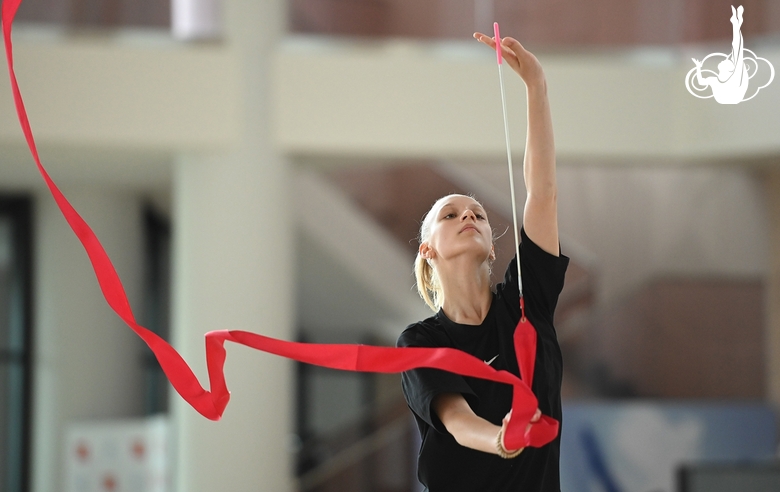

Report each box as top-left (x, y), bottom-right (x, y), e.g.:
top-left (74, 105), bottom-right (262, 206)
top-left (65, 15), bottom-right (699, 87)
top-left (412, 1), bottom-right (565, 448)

top-left (396, 32), bottom-right (569, 491)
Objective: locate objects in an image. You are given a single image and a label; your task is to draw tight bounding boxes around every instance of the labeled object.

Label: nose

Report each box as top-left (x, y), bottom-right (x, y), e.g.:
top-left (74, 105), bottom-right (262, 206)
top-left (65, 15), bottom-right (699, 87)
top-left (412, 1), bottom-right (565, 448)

top-left (461, 209), bottom-right (476, 221)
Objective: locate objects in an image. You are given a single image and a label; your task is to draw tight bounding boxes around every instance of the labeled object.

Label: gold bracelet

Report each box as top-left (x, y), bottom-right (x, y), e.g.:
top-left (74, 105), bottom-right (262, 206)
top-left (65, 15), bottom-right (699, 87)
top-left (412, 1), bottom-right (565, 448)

top-left (496, 427), bottom-right (523, 459)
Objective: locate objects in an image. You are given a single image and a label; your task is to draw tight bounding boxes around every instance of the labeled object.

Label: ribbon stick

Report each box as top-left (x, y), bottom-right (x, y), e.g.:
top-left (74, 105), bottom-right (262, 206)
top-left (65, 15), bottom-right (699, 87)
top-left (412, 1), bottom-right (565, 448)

top-left (494, 22), bottom-right (523, 298)
top-left (1, 1), bottom-right (558, 451)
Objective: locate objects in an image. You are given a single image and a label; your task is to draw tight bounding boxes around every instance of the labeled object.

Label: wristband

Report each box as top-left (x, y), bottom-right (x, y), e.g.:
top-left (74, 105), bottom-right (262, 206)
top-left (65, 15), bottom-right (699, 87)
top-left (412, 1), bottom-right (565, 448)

top-left (496, 426), bottom-right (523, 459)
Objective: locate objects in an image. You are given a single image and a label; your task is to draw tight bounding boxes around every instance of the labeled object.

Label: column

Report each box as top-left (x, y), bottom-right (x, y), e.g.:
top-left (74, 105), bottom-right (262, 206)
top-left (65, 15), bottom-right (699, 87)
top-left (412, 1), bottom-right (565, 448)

top-left (171, 0), bottom-right (294, 489)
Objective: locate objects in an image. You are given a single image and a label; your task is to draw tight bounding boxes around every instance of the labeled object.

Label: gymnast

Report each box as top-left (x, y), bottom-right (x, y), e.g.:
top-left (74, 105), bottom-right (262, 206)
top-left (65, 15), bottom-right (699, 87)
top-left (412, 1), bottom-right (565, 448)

top-left (692, 5), bottom-right (749, 104)
top-left (396, 32), bottom-right (569, 491)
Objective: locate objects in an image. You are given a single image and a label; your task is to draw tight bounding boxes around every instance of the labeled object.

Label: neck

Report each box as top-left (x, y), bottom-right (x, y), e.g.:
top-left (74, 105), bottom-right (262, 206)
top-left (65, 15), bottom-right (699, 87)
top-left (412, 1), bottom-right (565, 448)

top-left (437, 257), bottom-right (493, 326)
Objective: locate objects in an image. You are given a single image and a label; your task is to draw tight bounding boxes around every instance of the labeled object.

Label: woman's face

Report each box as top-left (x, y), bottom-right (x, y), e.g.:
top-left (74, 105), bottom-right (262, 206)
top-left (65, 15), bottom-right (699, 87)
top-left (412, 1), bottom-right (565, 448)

top-left (422, 194), bottom-right (494, 264)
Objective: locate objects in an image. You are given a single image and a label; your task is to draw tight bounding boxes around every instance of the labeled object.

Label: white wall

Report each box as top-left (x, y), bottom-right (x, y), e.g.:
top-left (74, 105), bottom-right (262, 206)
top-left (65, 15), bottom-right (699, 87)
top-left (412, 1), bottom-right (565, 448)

top-left (558, 166), bottom-right (769, 306)
top-left (3, 30), bottom-right (780, 162)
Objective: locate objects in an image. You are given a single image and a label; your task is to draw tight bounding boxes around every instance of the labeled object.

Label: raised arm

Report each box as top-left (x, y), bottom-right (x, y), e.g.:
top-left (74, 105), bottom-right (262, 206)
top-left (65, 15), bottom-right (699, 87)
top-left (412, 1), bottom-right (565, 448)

top-left (474, 33), bottom-right (560, 256)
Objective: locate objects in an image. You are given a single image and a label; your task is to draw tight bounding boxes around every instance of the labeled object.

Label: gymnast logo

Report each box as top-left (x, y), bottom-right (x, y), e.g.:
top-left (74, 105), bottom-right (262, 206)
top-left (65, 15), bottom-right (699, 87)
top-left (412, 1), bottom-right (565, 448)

top-left (685, 5), bottom-right (774, 104)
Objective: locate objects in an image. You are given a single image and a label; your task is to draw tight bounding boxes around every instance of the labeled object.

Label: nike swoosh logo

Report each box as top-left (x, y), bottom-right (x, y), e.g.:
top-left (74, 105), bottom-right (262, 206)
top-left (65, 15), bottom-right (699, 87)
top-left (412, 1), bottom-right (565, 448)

top-left (484, 354), bottom-right (499, 366)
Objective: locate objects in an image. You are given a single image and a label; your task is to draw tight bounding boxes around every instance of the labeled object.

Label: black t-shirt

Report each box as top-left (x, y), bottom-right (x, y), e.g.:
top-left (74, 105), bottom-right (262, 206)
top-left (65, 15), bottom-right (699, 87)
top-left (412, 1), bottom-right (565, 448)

top-left (396, 228), bottom-right (569, 492)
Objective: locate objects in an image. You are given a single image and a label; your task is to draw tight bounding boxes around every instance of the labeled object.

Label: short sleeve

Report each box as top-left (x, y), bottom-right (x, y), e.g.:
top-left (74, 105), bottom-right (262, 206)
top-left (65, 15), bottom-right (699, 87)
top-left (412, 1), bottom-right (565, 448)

top-left (396, 325), bottom-right (477, 434)
top-left (517, 227), bottom-right (569, 323)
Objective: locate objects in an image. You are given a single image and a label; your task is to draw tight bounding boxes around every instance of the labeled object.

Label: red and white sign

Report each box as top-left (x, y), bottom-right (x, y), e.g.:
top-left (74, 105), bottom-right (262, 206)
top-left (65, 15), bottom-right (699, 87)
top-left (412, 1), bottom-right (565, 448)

top-left (66, 416), bottom-right (169, 492)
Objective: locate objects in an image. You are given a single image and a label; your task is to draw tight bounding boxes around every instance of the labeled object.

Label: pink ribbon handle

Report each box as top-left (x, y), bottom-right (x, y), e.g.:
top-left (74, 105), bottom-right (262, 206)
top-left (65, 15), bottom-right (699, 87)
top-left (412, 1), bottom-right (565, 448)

top-left (494, 22), bottom-right (503, 65)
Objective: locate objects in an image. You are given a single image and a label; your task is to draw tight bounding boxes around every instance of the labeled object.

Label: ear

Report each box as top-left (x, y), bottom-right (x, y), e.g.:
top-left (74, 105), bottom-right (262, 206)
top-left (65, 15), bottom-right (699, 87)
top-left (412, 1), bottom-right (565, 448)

top-left (489, 246), bottom-right (496, 261)
top-left (419, 242), bottom-right (435, 260)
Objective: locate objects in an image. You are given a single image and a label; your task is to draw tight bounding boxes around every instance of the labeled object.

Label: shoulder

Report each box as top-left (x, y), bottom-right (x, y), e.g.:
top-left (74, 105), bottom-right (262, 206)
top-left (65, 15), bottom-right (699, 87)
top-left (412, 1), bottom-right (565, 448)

top-left (495, 227), bottom-right (569, 298)
top-left (521, 227), bottom-right (566, 259)
top-left (396, 315), bottom-right (445, 348)
top-left (519, 226), bottom-right (570, 274)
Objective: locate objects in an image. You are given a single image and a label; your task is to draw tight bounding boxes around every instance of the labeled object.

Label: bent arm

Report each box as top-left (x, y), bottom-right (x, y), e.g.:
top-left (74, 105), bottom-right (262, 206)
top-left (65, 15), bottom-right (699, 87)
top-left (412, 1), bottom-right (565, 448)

top-left (433, 393), bottom-right (502, 454)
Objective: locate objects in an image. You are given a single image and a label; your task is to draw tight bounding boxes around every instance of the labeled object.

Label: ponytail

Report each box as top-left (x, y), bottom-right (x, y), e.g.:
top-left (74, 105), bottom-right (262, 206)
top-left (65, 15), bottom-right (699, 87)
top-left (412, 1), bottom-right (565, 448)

top-left (414, 252), bottom-right (441, 312)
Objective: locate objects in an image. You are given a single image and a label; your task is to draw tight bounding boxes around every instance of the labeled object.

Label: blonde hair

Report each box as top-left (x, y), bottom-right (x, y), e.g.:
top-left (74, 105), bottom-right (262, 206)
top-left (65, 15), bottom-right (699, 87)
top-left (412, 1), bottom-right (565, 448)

top-left (414, 194), bottom-right (492, 312)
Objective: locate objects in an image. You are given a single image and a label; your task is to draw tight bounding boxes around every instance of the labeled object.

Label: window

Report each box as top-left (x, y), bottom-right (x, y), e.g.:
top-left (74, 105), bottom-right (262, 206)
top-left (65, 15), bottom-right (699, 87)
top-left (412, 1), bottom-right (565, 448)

top-left (0, 197), bottom-right (33, 492)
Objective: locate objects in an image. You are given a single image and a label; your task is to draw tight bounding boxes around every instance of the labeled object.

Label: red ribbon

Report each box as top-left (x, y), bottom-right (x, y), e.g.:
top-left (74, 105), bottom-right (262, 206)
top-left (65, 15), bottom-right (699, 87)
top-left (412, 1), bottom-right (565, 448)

top-left (1, 0), bottom-right (558, 450)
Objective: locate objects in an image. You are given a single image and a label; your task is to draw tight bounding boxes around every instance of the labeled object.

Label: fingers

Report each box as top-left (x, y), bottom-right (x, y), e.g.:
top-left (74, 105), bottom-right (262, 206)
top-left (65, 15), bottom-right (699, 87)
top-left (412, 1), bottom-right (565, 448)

top-left (473, 32), bottom-right (517, 55)
top-left (504, 408), bottom-right (541, 427)
top-left (499, 36), bottom-right (526, 54)
top-left (473, 32), bottom-right (496, 49)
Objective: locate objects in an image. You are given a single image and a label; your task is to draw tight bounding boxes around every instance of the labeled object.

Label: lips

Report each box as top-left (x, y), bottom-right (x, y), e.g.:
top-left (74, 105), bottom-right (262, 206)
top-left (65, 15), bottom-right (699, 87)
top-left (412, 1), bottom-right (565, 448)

top-left (460, 225), bottom-right (478, 233)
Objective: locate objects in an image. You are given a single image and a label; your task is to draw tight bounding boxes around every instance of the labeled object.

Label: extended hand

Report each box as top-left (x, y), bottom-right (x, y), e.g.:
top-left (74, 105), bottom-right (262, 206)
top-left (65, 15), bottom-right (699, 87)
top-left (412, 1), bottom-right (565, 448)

top-left (500, 408), bottom-right (542, 453)
top-left (474, 32), bottom-right (546, 88)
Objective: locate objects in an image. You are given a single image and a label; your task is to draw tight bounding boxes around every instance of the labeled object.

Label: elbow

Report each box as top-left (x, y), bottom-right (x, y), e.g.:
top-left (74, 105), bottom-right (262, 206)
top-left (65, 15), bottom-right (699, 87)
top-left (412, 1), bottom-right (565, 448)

top-left (447, 420), bottom-right (469, 446)
top-left (528, 183), bottom-right (557, 203)
top-left (525, 165), bottom-right (558, 201)
top-left (439, 409), bottom-right (474, 448)
top-left (441, 413), bottom-right (467, 445)
top-left (446, 422), bottom-right (475, 450)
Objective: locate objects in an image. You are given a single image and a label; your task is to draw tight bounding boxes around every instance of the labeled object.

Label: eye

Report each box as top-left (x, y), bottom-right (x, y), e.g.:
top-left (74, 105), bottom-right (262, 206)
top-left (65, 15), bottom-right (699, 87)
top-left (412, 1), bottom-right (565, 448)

top-left (443, 213), bottom-right (456, 219)
top-left (476, 213), bottom-right (485, 220)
